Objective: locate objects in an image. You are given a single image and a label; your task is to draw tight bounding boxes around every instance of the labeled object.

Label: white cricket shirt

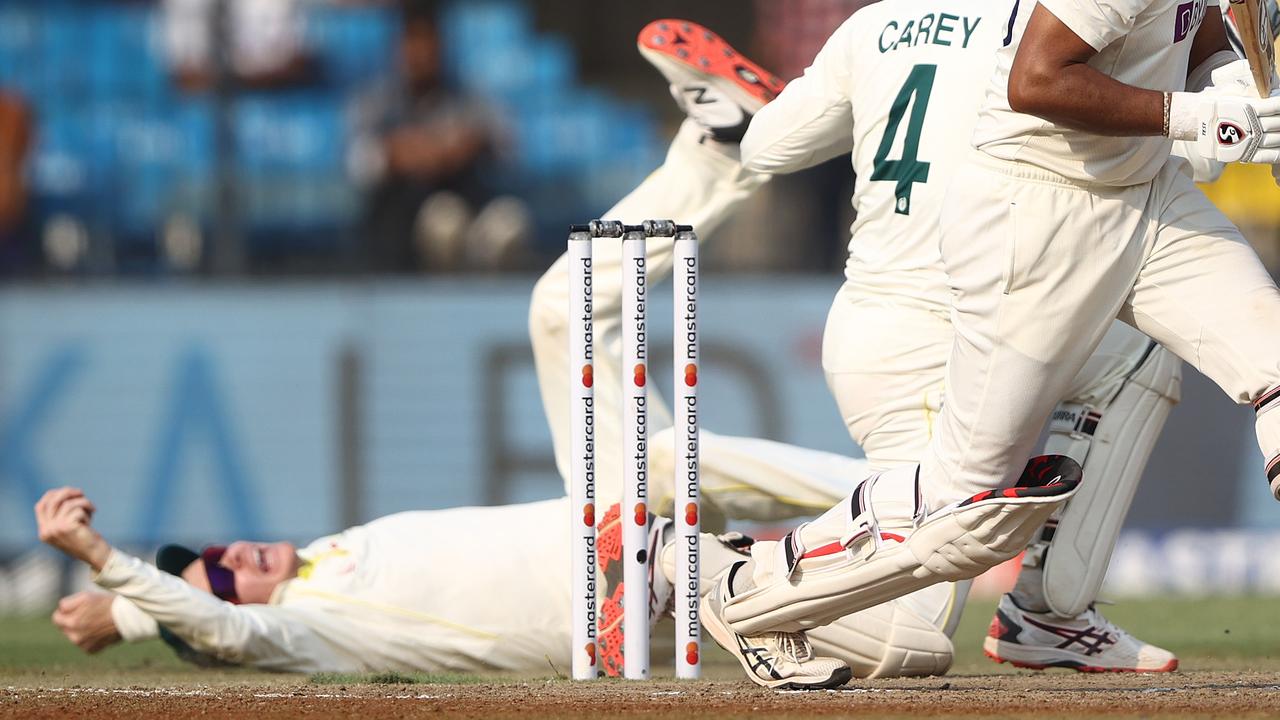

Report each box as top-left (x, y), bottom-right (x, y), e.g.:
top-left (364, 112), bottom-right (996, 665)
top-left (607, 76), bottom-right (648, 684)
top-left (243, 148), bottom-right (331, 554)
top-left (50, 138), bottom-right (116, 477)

top-left (743, 0), bottom-right (1009, 312)
top-left (973, 0), bottom-right (1219, 186)
top-left (100, 499), bottom-right (573, 673)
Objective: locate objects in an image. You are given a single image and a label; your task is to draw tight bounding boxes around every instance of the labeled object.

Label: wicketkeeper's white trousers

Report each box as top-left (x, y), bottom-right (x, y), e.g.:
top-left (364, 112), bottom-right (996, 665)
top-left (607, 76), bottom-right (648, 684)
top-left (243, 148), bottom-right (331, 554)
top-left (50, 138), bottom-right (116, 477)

top-left (530, 121), bottom-right (866, 522)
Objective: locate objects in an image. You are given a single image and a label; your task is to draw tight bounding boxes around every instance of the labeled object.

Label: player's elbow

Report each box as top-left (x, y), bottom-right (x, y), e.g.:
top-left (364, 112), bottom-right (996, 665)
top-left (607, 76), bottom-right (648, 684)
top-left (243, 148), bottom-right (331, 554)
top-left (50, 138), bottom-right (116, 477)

top-left (740, 150), bottom-right (779, 176)
top-left (740, 136), bottom-right (815, 176)
top-left (1006, 59), bottom-right (1058, 116)
top-left (739, 127), bottom-right (777, 175)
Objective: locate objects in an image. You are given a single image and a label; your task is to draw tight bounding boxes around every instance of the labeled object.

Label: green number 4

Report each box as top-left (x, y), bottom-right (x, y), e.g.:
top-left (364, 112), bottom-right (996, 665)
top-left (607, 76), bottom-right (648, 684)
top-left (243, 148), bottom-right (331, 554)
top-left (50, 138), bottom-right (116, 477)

top-left (871, 64), bottom-right (936, 216)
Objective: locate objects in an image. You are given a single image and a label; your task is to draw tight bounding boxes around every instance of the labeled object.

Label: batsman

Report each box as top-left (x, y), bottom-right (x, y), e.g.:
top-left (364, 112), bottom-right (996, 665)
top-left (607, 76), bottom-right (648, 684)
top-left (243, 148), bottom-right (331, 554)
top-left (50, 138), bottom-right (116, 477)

top-left (685, 0), bottom-right (1280, 690)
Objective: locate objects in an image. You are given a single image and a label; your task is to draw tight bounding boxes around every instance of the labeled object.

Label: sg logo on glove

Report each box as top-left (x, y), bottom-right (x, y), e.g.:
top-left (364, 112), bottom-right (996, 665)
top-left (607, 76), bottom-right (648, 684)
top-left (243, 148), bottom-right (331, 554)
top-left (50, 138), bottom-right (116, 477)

top-left (1218, 121), bottom-right (1245, 145)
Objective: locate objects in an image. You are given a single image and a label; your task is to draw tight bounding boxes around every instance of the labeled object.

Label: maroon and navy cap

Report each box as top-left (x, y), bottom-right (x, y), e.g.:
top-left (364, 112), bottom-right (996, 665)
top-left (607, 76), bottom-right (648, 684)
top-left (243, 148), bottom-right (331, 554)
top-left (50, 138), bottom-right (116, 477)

top-left (156, 544), bottom-right (240, 604)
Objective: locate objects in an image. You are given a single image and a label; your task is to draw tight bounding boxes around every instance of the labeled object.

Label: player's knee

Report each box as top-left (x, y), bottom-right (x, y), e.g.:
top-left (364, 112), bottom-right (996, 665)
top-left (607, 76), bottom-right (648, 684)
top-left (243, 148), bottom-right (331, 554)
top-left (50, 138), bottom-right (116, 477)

top-left (1051, 345), bottom-right (1182, 462)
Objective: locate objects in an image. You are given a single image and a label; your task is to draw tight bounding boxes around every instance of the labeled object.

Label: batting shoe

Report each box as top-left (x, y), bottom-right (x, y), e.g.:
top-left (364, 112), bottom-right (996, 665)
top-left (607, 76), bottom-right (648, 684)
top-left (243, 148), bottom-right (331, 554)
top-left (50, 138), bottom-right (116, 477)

top-left (702, 561), bottom-right (853, 690)
top-left (984, 594), bottom-right (1178, 673)
top-left (637, 19), bottom-right (786, 143)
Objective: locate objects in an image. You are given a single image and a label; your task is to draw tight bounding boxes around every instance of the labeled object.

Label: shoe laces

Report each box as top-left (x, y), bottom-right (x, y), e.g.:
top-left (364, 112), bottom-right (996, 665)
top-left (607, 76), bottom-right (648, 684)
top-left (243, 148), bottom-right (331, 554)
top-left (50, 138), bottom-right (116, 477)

top-left (1079, 604), bottom-right (1123, 643)
top-left (775, 632), bottom-right (813, 663)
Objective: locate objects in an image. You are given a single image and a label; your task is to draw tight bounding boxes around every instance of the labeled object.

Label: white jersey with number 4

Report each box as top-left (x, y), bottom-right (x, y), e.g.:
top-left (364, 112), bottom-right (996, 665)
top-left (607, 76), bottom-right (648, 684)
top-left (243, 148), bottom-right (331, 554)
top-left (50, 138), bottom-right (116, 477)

top-left (742, 0), bottom-right (1010, 313)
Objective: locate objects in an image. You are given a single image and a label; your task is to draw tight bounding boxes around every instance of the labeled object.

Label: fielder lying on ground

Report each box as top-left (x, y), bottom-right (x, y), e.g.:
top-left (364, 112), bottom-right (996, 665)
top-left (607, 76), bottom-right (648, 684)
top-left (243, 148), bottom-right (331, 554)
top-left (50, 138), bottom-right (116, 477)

top-left (34, 487), bottom-right (918, 676)
top-left (37, 488), bottom-right (584, 674)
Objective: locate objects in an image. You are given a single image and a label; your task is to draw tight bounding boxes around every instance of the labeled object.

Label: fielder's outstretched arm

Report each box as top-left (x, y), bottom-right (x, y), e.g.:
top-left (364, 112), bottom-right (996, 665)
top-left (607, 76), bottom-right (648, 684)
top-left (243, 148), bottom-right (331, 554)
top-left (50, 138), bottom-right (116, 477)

top-left (34, 487), bottom-right (346, 672)
top-left (93, 552), bottom-right (349, 671)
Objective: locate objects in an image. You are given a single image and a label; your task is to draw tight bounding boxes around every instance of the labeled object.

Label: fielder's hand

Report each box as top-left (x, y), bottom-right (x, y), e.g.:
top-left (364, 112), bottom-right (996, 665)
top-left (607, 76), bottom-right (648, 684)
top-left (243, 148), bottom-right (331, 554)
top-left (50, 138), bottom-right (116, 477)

top-left (52, 591), bottom-right (122, 654)
top-left (1170, 60), bottom-right (1280, 164)
top-left (34, 487), bottom-right (111, 571)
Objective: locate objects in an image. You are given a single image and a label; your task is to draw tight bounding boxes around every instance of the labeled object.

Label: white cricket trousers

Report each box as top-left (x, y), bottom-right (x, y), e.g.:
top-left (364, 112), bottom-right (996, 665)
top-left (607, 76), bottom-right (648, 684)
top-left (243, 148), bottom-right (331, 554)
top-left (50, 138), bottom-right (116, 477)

top-left (823, 286), bottom-right (1157, 472)
top-left (925, 153), bottom-right (1280, 509)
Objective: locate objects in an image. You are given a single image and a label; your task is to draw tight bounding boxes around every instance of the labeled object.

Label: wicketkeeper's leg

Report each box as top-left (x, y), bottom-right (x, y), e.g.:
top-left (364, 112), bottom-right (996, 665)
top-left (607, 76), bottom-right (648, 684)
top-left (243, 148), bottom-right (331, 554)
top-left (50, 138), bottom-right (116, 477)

top-left (530, 120), bottom-right (767, 510)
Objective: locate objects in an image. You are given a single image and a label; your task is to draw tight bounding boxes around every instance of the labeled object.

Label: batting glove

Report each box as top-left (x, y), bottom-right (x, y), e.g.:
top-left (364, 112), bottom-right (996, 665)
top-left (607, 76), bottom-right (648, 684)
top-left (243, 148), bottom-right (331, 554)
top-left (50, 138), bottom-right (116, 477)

top-left (1170, 60), bottom-right (1280, 164)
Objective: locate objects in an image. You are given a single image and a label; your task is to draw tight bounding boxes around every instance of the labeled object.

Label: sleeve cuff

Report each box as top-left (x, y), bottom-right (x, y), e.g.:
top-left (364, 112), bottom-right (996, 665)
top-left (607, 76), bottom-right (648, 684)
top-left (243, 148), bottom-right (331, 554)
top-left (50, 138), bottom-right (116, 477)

top-left (1036, 0), bottom-right (1117, 51)
top-left (110, 594), bottom-right (160, 642)
top-left (92, 548), bottom-right (134, 590)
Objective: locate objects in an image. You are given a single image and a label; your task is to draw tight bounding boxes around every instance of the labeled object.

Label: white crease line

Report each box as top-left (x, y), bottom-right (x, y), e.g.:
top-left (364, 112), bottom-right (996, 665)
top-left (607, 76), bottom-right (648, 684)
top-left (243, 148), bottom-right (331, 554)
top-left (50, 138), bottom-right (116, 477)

top-left (4, 686), bottom-right (447, 701)
top-left (5, 687), bottom-right (215, 698)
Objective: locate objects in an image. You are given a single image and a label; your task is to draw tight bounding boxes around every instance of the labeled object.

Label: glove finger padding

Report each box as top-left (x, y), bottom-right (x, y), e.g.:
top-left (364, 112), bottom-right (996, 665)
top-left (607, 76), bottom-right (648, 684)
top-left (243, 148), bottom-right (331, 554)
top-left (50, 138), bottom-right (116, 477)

top-left (1171, 90), bottom-right (1280, 163)
top-left (1200, 97), bottom-right (1271, 163)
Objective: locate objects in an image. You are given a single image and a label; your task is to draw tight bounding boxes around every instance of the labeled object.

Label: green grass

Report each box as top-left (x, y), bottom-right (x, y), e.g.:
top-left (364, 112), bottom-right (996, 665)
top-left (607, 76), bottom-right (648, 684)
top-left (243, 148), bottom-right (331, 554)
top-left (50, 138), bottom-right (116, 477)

top-left (949, 595), bottom-right (1280, 674)
top-left (0, 612), bottom-right (186, 671)
top-left (2, 595), bottom-right (1278, 687)
top-left (0, 610), bottom-right (284, 686)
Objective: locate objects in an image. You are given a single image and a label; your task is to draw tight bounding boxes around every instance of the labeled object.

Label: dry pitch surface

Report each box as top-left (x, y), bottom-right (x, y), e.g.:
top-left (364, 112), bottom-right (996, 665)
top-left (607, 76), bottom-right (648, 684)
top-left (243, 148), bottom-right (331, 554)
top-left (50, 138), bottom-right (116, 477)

top-left (4, 597), bottom-right (1280, 719)
top-left (6, 672), bottom-right (1280, 720)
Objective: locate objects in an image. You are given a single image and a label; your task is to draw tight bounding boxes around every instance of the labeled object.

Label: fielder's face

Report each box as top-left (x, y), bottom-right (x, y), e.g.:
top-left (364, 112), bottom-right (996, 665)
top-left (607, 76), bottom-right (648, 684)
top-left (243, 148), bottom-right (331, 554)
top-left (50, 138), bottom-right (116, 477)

top-left (182, 541), bottom-right (301, 604)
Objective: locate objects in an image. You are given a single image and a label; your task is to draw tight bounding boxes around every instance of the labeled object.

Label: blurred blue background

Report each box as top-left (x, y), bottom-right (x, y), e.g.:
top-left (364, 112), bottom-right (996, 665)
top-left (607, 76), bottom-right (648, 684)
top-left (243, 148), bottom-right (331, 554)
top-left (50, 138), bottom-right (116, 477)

top-left (0, 0), bottom-right (690, 273)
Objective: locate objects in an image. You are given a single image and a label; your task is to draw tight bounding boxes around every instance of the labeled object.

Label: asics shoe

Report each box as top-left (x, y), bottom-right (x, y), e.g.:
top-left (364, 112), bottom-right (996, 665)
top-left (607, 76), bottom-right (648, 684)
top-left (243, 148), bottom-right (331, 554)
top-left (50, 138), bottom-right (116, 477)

top-left (702, 561), bottom-right (853, 690)
top-left (984, 593), bottom-right (1178, 672)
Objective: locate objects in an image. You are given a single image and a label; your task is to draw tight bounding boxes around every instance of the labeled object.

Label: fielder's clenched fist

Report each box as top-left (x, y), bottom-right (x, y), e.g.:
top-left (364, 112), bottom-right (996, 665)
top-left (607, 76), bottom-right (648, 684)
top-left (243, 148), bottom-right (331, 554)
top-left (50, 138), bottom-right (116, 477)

top-left (52, 591), bottom-right (122, 653)
top-left (34, 487), bottom-right (111, 571)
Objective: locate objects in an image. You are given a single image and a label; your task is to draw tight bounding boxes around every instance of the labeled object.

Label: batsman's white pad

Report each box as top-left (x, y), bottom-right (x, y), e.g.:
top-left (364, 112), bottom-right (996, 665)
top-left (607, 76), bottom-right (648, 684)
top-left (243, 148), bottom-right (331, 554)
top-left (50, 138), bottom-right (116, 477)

top-left (724, 456), bottom-right (1082, 636)
top-left (1254, 384), bottom-right (1280, 500)
top-left (807, 582), bottom-right (958, 679)
top-left (670, 526), bottom-right (960, 679)
top-left (1041, 344), bottom-right (1181, 618)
